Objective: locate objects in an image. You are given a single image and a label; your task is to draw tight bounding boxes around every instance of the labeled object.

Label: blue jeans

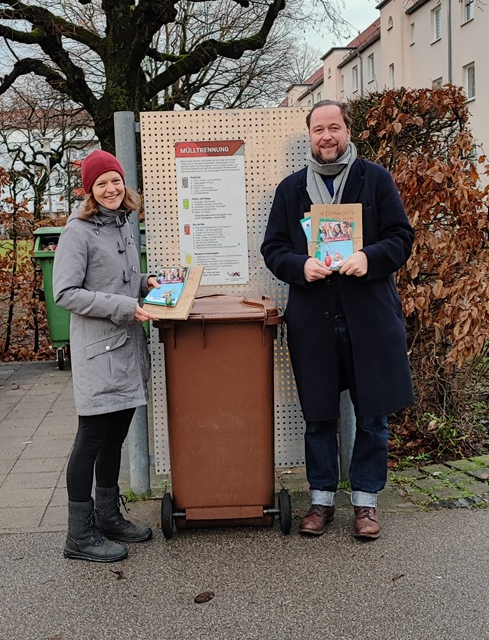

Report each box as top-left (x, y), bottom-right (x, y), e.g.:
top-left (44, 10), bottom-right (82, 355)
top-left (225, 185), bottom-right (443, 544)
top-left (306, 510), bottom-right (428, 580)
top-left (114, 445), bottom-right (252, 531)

top-left (304, 318), bottom-right (388, 505)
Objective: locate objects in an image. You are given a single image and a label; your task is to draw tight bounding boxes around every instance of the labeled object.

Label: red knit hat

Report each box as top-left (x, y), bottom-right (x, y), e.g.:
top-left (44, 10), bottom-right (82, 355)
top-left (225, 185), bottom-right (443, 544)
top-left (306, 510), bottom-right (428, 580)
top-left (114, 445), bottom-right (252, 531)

top-left (81, 149), bottom-right (125, 194)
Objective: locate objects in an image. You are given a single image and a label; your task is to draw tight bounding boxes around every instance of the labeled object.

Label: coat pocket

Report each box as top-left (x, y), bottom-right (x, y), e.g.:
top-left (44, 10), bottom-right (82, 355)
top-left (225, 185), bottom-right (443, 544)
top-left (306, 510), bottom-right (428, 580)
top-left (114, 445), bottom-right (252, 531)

top-left (85, 330), bottom-right (130, 399)
top-left (86, 331), bottom-right (128, 359)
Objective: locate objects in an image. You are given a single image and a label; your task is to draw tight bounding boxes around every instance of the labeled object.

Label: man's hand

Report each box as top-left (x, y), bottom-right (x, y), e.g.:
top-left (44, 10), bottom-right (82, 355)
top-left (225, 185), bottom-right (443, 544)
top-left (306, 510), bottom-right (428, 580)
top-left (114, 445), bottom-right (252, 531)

top-left (338, 251), bottom-right (368, 277)
top-left (304, 257), bottom-right (333, 282)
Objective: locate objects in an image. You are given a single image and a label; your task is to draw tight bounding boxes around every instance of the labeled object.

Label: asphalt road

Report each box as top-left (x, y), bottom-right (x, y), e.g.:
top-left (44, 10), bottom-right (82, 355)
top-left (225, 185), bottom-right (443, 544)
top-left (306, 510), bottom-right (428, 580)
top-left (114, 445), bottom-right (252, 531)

top-left (0, 505), bottom-right (488, 640)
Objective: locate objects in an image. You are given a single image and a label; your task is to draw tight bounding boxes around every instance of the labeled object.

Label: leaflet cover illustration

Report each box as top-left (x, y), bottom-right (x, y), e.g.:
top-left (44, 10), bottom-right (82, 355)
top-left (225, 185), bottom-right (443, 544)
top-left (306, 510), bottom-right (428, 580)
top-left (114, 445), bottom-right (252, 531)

top-left (144, 267), bottom-right (189, 307)
top-left (303, 204), bottom-right (363, 270)
top-left (142, 265), bottom-right (204, 320)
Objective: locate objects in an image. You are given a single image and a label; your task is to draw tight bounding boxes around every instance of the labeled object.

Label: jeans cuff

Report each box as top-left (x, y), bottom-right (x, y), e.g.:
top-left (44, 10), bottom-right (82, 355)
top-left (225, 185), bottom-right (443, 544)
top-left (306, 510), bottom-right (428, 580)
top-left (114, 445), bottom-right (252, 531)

top-left (310, 490), bottom-right (336, 507)
top-left (351, 491), bottom-right (378, 508)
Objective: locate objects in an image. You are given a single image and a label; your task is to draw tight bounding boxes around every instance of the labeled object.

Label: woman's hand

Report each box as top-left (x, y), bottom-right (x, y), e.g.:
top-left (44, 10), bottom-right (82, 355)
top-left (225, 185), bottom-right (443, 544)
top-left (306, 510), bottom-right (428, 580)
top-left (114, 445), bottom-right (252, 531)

top-left (135, 303), bottom-right (159, 322)
top-left (147, 276), bottom-right (160, 289)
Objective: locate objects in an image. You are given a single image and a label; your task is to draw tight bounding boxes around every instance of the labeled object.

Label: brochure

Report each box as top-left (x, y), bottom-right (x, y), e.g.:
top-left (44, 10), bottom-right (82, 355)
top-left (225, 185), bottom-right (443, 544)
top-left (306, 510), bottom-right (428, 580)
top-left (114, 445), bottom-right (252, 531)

top-left (143, 267), bottom-right (189, 307)
top-left (303, 204), bottom-right (363, 269)
top-left (316, 218), bottom-right (355, 268)
top-left (142, 265), bottom-right (204, 320)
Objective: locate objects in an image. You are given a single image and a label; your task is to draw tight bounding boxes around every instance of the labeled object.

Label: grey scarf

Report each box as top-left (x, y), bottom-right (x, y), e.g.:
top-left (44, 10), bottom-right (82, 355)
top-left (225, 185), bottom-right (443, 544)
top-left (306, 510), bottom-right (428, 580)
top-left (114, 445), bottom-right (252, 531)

top-left (306, 142), bottom-right (357, 204)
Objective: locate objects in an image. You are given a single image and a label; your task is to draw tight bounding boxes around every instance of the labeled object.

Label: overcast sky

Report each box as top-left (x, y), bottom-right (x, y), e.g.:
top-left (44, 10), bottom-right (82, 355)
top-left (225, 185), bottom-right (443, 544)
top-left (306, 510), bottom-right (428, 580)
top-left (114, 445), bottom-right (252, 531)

top-left (303, 0), bottom-right (380, 56)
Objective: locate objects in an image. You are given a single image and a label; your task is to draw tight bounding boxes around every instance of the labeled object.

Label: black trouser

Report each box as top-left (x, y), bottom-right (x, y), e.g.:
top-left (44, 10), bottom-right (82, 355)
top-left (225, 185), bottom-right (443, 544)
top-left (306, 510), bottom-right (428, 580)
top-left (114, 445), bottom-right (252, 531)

top-left (66, 408), bottom-right (135, 502)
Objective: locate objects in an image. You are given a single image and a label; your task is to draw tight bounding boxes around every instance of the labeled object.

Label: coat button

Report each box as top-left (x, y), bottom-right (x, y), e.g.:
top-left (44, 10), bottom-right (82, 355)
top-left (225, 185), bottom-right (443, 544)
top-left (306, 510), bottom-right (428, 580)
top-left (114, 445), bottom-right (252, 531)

top-left (324, 312), bottom-right (330, 319)
top-left (105, 345), bottom-right (111, 351)
top-left (326, 279), bottom-right (331, 286)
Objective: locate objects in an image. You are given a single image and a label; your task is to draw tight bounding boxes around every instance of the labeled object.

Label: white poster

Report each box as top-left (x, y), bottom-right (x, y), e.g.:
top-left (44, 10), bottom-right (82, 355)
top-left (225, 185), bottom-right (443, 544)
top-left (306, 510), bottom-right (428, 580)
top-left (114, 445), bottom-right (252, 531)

top-left (175, 140), bottom-right (249, 285)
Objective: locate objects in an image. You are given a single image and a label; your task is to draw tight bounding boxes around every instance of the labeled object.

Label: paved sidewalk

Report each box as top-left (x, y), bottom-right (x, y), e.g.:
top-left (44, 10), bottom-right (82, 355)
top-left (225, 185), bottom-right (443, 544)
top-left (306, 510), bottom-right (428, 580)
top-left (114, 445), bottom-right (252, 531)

top-left (1, 361), bottom-right (489, 640)
top-left (0, 360), bottom-right (488, 536)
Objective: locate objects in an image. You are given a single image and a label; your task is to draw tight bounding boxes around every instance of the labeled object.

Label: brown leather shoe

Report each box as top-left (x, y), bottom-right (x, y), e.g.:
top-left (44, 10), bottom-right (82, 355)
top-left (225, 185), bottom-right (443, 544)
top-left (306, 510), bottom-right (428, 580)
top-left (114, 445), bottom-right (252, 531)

top-left (353, 506), bottom-right (380, 540)
top-left (299, 505), bottom-right (335, 536)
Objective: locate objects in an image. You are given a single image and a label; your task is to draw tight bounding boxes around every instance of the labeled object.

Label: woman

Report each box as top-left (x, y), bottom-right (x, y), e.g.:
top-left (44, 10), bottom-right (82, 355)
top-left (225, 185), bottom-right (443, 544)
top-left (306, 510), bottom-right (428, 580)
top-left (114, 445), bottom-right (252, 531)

top-left (53, 149), bottom-right (160, 563)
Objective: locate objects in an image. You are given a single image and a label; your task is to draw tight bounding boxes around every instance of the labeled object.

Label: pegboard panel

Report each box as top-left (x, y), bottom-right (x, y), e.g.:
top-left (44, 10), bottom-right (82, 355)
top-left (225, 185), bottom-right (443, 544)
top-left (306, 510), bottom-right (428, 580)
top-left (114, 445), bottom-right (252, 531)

top-left (140, 108), bottom-right (310, 473)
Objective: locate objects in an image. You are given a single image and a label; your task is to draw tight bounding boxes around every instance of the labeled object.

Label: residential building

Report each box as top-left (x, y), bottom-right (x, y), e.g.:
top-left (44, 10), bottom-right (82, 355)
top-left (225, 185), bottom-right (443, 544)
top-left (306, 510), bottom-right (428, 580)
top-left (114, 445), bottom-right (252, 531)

top-left (283, 0), bottom-right (487, 154)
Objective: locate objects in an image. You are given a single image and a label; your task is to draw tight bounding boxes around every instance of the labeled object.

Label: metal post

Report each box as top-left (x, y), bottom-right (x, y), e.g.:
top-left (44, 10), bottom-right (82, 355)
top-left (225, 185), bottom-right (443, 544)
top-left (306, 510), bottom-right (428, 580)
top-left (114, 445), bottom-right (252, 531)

top-left (114, 111), bottom-right (150, 496)
top-left (42, 137), bottom-right (53, 217)
top-left (338, 390), bottom-right (355, 482)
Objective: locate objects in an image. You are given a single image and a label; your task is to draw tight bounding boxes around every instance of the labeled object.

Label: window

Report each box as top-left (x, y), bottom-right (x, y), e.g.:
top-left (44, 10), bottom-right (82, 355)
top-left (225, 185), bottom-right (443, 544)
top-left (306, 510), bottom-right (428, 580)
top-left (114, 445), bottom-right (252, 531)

top-left (327, 67), bottom-right (331, 79)
top-left (432, 77), bottom-right (443, 89)
top-left (389, 63), bottom-right (395, 88)
top-left (464, 62), bottom-right (475, 99)
top-left (316, 92), bottom-right (321, 102)
top-left (410, 22), bottom-right (415, 45)
top-left (432, 5), bottom-right (442, 41)
top-left (352, 65), bottom-right (359, 93)
top-left (463, 0), bottom-right (474, 22)
top-left (387, 16), bottom-right (393, 30)
top-left (340, 74), bottom-right (344, 97)
top-left (367, 53), bottom-right (375, 82)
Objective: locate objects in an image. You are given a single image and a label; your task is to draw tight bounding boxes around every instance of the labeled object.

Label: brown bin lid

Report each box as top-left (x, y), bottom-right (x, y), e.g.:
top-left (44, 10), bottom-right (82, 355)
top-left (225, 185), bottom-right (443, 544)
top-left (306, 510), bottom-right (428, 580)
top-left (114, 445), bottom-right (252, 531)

top-left (187, 294), bottom-right (282, 324)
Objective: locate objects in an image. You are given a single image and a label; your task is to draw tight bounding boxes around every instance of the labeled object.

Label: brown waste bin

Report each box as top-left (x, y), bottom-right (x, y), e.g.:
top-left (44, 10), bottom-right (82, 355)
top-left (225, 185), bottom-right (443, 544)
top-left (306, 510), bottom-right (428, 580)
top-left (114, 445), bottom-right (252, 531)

top-left (153, 294), bottom-right (291, 538)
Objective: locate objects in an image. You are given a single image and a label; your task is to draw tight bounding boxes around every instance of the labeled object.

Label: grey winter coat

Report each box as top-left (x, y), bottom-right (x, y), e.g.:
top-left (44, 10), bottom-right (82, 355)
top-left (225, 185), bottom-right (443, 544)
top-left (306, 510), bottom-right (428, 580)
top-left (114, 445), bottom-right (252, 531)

top-left (53, 208), bottom-right (151, 416)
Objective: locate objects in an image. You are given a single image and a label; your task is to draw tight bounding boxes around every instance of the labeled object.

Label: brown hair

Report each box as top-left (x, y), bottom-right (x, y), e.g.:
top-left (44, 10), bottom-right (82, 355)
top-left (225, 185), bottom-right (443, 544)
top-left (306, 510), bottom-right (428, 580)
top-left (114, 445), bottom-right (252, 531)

top-left (78, 186), bottom-right (141, 219)
top-left (306, 99), bottom-right (352, 130)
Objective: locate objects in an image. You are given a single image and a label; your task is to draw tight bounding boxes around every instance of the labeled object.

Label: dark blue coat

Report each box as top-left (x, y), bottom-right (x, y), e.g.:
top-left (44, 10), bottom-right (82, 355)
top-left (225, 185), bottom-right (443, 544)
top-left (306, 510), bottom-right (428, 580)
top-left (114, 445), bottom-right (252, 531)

top-left (261, 158), bottom-right (414, 421)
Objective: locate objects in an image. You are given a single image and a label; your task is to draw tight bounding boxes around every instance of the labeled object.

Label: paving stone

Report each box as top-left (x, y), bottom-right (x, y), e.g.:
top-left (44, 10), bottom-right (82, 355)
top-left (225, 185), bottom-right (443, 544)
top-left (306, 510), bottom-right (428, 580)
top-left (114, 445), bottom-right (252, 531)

top-left (466, 468), bottom-right (489, 482)
top-left (1, 471), bottom-right (59, 490)
top-left (428, 486), bottom-right (467, 500)
top-left (390, 468), bottom-right (425, 480)
top-left (418, 464), bottom-right (452, 477)
top-left (446, 459), bottom-right (480, 472)
top-left (471, 454), bottom-right (489, 465)
top-left (0, 506), bottom-right (45, 532)
top-left (0, 486), bottom-right (54, 508)
top-left (39, 504), bottom-right (67, 531)
top-left (413, 478), bottom-right (446, 492)
top-left (408, 492), bottom-right (433, 505)
top-left (451, 479), bottom-right (489, 494)
top-left (442, 471), bottom-right (475, 485)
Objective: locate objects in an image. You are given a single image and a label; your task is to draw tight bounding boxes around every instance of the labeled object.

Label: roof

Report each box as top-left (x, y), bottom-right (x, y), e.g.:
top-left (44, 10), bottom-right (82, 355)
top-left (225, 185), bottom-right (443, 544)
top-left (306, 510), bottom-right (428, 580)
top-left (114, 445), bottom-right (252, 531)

top-left (322, 18), bottom-right (381, 60)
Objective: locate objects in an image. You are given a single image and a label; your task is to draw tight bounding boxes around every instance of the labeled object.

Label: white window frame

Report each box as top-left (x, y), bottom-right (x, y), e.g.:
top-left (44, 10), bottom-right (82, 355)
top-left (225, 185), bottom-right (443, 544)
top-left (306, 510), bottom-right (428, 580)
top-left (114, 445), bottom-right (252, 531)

top-left (352, 65), bottom-right (359, 93)
top-left (432, 5), bottom-right (442, 41)
top-left (389, 63), bottom-right (395, 88)
top-left (367, 53), bottom-right (375, 82)
top-left (464, 62), bottom-right (475, 99)
top-left (432, 77), bottom-right (443, 89)
top-left (463, 0), bottom-right (474, 23)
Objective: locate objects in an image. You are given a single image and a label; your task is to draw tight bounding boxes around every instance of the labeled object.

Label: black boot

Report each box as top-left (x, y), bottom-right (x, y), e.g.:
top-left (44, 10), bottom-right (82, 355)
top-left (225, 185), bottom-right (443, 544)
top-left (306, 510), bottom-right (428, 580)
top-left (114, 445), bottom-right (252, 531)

top-left (94, 485), bottom-right (153, 543)
top-left (64, 499), bottom-right (128, 562)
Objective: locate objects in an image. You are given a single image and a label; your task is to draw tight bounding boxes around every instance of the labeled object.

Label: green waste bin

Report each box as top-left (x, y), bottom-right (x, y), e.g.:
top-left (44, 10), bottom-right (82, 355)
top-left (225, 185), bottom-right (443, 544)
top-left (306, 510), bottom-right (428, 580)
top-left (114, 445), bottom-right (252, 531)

top-left (33, 227), bottom-right (71, 370)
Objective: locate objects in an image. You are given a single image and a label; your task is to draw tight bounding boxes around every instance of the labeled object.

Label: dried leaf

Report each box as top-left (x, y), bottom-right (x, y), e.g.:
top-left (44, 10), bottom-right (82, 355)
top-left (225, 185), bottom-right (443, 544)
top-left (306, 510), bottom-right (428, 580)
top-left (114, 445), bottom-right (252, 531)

top-left (392, 573), bottom-right (405, 582)
top-left (194, 590), bottom-right (215, 604)
top-left (110, 570), bottom-right (126, 580)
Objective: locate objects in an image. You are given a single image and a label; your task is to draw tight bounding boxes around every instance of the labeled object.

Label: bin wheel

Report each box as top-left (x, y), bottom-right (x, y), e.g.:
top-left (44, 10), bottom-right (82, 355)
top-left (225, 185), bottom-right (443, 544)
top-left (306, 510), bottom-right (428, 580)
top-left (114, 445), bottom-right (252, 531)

top-left (57, 348), bottom-right (65, 371)
top-left (278, 488), bottom-right (292, 535)
top-left (161, 492), bottom-right (174, 539)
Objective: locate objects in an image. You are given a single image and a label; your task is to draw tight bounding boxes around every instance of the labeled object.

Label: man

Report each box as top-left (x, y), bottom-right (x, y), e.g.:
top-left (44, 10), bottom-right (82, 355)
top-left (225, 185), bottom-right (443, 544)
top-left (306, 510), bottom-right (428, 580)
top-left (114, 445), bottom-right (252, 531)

top-left (261, 100), bottom-right (414, 540)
